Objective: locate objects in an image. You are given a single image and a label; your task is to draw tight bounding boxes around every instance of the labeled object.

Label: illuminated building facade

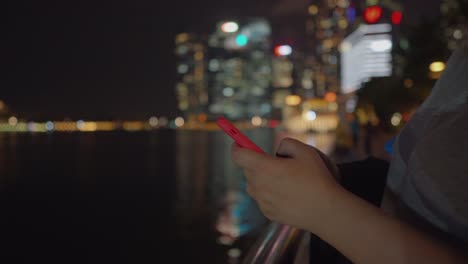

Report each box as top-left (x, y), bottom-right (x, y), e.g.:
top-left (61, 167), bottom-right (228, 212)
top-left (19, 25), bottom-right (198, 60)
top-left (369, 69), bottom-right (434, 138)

top-left (206, 19), bottom-right (273, 120)
top-left (338, 0), bottom-right (407, 94)
top-left (175, 19), bottom-right (273, 121)
top-left (304, 0), bottom-right (352, 98)
top-left (175, 33), bottom-right (209, 121)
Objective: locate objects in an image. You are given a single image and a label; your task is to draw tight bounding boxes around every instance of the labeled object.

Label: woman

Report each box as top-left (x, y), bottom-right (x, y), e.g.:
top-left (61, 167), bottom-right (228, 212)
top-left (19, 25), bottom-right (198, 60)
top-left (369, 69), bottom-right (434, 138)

top-left (231, 46), bottom-right (468, 263)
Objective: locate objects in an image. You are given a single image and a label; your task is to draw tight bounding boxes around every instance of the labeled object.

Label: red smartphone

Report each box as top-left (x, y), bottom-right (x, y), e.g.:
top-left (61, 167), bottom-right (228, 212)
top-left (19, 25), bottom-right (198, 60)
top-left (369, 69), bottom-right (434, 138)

top-left (216, 116), bottom-right (265, 154)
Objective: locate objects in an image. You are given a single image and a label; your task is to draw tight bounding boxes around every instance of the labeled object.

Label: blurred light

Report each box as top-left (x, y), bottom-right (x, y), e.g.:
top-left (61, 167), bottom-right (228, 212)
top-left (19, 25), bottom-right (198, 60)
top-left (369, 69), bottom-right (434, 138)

top-left (149, 116), bottom-right (159, 127)
top-left (81, 122), bottom-right (97, 132)
top-left (308, 5), bottom-right (318, 15)
top-left (175, 33), bottom-right (189, 44)
top-left (177, 64), bottom-right (188, 74)
top-left (54, 122), bottom-right (77, 132)
top-left (328, 55), bottom-right (338, 64)
top-left (370, 39), bottom-right (392, 52)
top-left (347, 7), bottom-right (356, 23)
top-left (391, 112), bottom-right (402, 127)
top-left (329, 102), bottom-right (338, 111)
top-left (305, 111), bottom-right (317, 121)
top-left (339, 41), bottom-right (352, 52)
top-left (364, 6), bottom-right (383, 24)
top-left (251, 116), bottom-right (262, 126)
top-left (177, 64), bottom-right (189, 74)
top-left (176, 45), bottom-right (189, 55)
top-left (402, 112), bottom-right (411, 122)
top-left (159, 117), bottom-right (168, 127)
top-left (391, 11), bottom-right (403, 25)
top-left (404, 78), bottom-right (414, 88)
top-left (194, 51), bottom-right (204, 61)
top-left (217, 236), bottom-right (234, 246)
top-left (338, 19), bottom-right (348, 29)
top-left (95, 121), bottom-right (115, 131)
top-left (345, 97), bottom-right (358, 113)
top-left (174, 117), bottom-right (185, 127)
top-left (197, 113), bottom-right (207, 122)
top-left (76, 120), bottom-right (85, 130)
top-left (208, 59), bottom-right (220, 71)
top-left (320, 19), bottom-right (332, 29)
top-left (227, 248), bottom-right (242, 258)
top-left (0, 100), bottom-right (4, 111)
top-left (269, 119), bottom-right (280, 128)
top-left (453, 29), bottom-right (463, 40)
top-left (221, 22), bottom-right (239, 33)
top-left (179, 101), bottom-right (189, 111)
top-left (123, 121), bottom-right (144, 131)
top-left (27, 122), bottom-right (36, 132)
top-left (399, 39), bottom-right (409, 50)
top-left (285, 95), bottom-right (301, 106)
top-left (323, 39), bottom-right (334, 50)
top-left (223, 87), bottom-right (234, 97)
top-left (337, 0), bottom-right (349, 8)
top-left (324, 92), bottom-right (337, 102)
top-left (274, 45), bottom-right (292, 56)
top-left (235, 34), bottom-right (248, 47)
top-left (45, 121), bottom-right (54, 131)
top-left (8, 116), bottom-right (18, 126)
top-left (367, 0), bottom-right (378, 5)
top-left (429, 61), bottom-right (445, 72)
top-left (448, 40), bottom-right (457, 51)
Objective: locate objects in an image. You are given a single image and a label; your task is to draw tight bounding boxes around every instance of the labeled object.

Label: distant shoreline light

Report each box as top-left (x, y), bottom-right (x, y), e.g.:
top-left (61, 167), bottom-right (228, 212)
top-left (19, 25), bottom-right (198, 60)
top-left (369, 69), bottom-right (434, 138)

top-left (0, 118), bottom-right (279, 133)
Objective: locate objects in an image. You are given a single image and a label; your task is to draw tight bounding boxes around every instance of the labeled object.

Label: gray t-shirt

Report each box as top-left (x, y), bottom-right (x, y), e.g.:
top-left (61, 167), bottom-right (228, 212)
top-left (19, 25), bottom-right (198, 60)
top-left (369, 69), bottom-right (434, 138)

top-left (386, 46), bottom-right (468, 247)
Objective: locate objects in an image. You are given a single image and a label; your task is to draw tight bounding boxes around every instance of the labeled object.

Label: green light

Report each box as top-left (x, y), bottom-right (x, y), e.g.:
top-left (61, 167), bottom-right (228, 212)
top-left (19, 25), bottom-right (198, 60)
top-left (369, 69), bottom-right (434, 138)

top-left (236, 34), bottom-right (248, 47)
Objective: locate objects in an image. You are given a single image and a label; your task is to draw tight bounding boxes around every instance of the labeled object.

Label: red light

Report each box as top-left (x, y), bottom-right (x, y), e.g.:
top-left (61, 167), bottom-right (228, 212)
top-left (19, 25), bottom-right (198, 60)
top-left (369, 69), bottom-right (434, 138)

top-left (324, 92), bottom-right (337, 102)
top-left (391, 11), bottom-right (403, 25)
top-left (402, 112), bottom-right (411, 122)
top-left (364, 6), bottom-right (383, 24)
top-left (274, 45), bottom-right (292, 56)
top-left (269, 120), bottom-right (280, 128)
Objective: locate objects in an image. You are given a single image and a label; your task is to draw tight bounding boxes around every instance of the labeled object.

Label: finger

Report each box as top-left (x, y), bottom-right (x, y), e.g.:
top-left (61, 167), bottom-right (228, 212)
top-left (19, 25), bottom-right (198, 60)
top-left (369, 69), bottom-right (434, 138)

top-left (275, 137), bottom-right (315, 159)
top-left (231, 142), bottom-right (273, 170)
top-left (257, 200), bottom-right (277, 221)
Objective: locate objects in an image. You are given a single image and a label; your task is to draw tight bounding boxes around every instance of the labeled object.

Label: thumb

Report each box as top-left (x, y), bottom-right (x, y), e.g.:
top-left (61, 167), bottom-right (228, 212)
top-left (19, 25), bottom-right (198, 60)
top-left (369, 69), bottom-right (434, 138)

top-left (275, 137), bottom-right (316, 160)
top-left (231, 143), bottom-right (272, 170)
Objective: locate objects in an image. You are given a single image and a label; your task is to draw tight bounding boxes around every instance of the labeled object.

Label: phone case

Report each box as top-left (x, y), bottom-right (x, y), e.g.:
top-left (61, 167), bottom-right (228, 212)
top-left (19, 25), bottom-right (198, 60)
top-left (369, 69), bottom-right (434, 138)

top-left (216, 117), bottom-right (265, 154)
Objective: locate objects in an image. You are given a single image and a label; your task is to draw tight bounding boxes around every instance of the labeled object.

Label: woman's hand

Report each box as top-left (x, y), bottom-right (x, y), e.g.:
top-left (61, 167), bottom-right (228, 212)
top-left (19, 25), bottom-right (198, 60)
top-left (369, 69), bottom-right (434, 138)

top-left (231, 137), bottom-right (343, 231)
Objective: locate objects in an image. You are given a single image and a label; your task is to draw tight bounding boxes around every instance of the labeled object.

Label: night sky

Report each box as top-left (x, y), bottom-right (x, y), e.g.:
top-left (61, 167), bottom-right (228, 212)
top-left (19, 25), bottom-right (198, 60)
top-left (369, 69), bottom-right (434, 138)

top-left (4, 0), bottom-right (441, 120)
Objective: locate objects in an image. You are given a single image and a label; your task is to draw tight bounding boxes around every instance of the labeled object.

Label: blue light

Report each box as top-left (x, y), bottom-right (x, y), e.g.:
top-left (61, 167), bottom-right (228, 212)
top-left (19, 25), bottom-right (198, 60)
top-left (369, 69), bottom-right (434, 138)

top-left (236, 34), bottom-right (248, 47)
top-left (347, 7), bottom-right (356, 23)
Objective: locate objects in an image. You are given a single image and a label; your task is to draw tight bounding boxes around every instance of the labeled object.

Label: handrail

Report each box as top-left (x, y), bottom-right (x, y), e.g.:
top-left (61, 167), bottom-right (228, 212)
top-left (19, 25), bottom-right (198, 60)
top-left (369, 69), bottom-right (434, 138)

top-left (242, 222), bottom-right (305, 264)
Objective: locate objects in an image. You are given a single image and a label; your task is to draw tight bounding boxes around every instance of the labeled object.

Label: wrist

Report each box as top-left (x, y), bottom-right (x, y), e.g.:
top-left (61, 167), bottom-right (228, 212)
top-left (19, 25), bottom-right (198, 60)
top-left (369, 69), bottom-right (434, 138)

top-left (304, 182), bottom-right (347, 234)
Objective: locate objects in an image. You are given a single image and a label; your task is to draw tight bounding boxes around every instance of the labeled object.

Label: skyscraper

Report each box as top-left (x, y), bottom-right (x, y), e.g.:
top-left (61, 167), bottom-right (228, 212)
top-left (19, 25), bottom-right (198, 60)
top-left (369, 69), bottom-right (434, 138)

top-left (204, 19), bottom-right (273, 121)
top-left (175, 19), bottom-right (273, 121)
top-left (175, 33), bottom-right (209, 121)
top-left (304, 0), bottom-right (352, 98)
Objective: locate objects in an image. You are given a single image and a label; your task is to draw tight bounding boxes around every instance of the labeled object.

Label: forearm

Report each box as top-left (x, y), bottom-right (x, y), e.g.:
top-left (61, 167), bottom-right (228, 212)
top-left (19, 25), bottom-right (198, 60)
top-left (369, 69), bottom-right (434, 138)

top-left (309, 186), bottom-right (466, 264)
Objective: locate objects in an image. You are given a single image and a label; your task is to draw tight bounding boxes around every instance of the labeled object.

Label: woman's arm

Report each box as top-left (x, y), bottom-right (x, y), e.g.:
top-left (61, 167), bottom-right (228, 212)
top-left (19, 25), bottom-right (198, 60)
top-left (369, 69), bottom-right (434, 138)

top-left (231, 138), bottom-right (466, 264)
top-left (313, 184), bottom-right (466, 264)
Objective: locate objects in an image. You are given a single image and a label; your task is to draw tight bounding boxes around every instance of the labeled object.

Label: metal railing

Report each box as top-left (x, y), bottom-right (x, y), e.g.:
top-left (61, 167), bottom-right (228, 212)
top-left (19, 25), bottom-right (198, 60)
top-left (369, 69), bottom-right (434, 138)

top-left (242, 222), bottom-right (306, 264)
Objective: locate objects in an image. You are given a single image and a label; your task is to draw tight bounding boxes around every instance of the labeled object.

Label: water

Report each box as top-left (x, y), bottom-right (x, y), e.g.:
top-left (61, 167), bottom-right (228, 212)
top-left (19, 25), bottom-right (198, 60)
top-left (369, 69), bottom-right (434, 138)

top-left (1, 129), bottom-right (275, 263)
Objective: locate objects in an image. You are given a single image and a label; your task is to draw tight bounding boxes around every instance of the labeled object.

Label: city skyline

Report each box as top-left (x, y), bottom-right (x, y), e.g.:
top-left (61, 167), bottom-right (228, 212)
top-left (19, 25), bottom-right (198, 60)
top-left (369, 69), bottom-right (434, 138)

top-left (4, 0), bottom-right (442, 120)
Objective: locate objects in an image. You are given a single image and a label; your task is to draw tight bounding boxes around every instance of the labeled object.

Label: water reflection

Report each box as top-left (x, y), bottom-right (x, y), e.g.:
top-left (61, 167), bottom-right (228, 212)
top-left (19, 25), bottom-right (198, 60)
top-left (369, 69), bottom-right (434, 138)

top-left (2, 129), bottom-right (335, 263)
top-left (175, 129), bottom-right (274, 251)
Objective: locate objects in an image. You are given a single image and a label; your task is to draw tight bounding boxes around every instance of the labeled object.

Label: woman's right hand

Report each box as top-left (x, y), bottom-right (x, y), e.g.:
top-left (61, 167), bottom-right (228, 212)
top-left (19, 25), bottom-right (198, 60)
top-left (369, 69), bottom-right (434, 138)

top-left (231, 137), bottom-right (344, 231)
